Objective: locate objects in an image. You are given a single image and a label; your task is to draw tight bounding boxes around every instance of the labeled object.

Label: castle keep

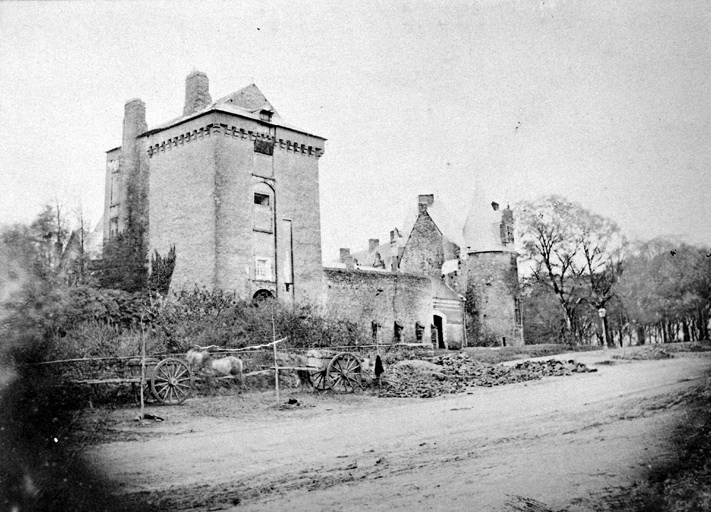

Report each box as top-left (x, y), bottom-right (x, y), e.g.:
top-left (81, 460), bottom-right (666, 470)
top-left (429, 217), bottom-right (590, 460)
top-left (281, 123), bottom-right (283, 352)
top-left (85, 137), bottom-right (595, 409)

top-left (103, 71), bottom-right (523, 347)
top-left (105, 71), bottom-right (325, 304)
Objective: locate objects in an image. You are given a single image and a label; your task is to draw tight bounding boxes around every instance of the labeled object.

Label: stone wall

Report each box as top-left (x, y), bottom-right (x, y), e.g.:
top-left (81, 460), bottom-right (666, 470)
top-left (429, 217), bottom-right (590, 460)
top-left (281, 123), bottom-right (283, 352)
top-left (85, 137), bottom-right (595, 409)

top-left (398, 211), bottom-right (444, 276)
top-left (463, 252), bottom-right (523, 346)
top-left (322, 268), bottom-right (432, 345)
top-left (147, 114), bottom-right (220, 289)
top-left (144, 110), bottom-right (325, 303)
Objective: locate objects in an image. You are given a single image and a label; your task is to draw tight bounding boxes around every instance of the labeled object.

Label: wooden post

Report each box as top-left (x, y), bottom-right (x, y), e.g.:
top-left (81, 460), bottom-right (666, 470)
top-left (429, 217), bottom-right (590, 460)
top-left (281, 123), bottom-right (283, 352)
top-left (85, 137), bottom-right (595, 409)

top-left (140, 315), bottom-right (146, 419)
top-left (272, 300), bottom-right (280, 402)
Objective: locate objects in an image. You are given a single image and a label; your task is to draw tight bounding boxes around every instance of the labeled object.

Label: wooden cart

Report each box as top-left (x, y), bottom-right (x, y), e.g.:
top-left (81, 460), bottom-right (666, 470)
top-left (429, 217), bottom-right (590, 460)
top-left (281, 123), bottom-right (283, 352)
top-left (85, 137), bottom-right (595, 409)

top-left (274, 350), bottom-right (370, 393)
top-left (65, 356), bottom-right (194, 406)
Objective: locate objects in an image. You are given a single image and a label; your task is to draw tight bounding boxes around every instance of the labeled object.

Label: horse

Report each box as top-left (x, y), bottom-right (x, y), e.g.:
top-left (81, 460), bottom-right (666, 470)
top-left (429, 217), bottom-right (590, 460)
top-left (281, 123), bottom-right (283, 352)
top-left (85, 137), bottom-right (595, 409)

top-left (186, 346), bottom-right (245, 387)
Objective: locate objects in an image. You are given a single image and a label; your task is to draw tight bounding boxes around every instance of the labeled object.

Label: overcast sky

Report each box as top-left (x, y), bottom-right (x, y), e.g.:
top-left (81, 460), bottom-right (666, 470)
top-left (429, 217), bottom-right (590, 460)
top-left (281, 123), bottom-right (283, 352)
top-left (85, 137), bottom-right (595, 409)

top-left (1, 0), bottom-right (708, 262)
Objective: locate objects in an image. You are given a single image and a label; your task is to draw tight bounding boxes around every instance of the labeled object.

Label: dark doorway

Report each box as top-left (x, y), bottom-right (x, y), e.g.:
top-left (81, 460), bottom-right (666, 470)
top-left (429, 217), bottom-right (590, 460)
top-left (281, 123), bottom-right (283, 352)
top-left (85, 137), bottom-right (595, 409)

top-left (252, 289), bottom-right (274, 304)
top-left (433, 315), bottom-right (445, 349)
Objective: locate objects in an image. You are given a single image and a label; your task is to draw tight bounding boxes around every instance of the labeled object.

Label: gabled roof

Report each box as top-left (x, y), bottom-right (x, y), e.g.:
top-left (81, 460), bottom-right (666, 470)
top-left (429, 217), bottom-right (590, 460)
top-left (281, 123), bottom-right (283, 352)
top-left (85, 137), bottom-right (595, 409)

top-left (214, 84), bottom-right (280, 120)
top-left (351, 241), bottom-right (393, 270)
top-left (401, 199), bottom-right (466, 250)
top-left (140, 84), bottom-right (325, 140)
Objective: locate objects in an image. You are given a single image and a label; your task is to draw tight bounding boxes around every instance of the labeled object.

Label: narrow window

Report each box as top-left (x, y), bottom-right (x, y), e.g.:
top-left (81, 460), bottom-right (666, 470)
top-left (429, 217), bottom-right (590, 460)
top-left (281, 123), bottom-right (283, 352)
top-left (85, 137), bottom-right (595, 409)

top-left (254, 193), bottom-right (270, 206)
top-left (109, 217), bottom-right (119, 239)
top-left (514, 298), bottom-right (522, 326)
top-left (255, 257), bottom-right (273, 281)
top-left (393, 321), bottom-right (403, 343)
top-left (415, 322), bottom-right (424, 342)
top-left (371, 321), bottom-right (380, 343)
top-left (254, 139), bottom-right (274, 155)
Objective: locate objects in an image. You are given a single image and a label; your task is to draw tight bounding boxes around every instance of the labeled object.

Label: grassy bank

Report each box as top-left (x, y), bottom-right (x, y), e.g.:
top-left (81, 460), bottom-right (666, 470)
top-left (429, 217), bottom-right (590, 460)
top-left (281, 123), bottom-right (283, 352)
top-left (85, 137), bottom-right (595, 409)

top-left (459, 343), bottom-right (601, 364)
top-left (603, 370), bottom-right (711, 511)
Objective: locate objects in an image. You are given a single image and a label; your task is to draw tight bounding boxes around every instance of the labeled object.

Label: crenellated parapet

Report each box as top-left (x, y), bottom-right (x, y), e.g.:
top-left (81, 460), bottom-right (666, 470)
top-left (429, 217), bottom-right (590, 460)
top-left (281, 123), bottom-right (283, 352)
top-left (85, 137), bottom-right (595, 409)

top-left (146, 123), bottom-right (325, 159)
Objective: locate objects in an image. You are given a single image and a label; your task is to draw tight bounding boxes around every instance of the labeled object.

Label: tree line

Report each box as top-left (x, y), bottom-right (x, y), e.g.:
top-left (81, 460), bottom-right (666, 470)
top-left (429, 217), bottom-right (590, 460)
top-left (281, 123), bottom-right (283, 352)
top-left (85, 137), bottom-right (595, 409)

top-left (2, 197), bottom-right (709, 352)
top-left (517, 195), bottom-right (710, 346)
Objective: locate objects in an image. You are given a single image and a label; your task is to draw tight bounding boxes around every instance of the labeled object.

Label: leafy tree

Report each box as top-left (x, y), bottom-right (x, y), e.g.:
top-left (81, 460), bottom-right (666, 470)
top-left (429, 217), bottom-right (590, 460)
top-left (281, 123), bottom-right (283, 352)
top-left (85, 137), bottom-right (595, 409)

top-left (147, 246), bottom-right (176, 294)
top-left (2, 202), bottom-right (70, 281)
top-left (616, 239), bottom-right (710, 343)
top-left (99, 224), bottom-right (147, 292)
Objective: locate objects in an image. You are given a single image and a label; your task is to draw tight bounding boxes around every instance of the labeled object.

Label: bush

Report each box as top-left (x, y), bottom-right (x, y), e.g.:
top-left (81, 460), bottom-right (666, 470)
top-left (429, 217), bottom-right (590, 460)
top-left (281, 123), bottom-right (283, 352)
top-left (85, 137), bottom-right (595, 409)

top-left (6, 283), bottom-right (376, 363)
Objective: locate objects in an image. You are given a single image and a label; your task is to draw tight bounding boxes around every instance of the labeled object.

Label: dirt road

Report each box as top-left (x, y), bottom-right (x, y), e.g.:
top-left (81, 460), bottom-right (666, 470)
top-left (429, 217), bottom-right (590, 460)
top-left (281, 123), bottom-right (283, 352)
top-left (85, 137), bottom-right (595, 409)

top-left (88, 349), bottom-right (711, 511)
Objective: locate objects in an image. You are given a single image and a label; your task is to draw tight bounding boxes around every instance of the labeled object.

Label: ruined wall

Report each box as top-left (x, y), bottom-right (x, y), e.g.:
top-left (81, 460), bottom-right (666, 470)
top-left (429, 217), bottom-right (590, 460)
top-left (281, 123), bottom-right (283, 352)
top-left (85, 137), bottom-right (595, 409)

top-left (322, 268), bottom-right (432, 345)
top-left (463, 252), bottom-right (523, 346)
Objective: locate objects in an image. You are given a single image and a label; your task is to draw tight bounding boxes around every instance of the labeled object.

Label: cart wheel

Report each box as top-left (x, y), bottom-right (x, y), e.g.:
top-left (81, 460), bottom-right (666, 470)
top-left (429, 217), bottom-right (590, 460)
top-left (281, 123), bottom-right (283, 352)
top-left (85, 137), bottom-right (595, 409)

top-left (308, 369), bottom-right (329, 391)
top-left (151, 358), bottom-right (193, 405)
top-left (326, 352), bottom-right (362, 393)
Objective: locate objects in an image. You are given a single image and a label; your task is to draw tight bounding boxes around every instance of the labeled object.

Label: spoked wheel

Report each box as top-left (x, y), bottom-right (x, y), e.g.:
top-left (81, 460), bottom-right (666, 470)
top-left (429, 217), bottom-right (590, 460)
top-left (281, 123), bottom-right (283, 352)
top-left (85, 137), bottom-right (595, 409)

top-left (150, 358), bottom-right (193, 405)
top-left (308, 369), bottom-right (329, 391)
top-left (326, 352), bottom-right (362, 393)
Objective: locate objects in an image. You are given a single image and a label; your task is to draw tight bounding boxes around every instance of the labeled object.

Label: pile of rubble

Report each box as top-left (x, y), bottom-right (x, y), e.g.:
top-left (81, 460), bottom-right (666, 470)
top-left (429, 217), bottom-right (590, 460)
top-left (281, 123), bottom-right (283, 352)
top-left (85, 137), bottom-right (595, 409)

top-left (378, 353), bottom-right (597, 399)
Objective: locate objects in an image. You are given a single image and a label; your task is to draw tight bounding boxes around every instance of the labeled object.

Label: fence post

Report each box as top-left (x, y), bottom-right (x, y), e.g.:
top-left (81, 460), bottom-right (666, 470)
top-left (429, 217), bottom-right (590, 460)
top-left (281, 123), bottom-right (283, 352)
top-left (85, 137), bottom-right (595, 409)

top-left (272, 301), bottom-right (280, 402)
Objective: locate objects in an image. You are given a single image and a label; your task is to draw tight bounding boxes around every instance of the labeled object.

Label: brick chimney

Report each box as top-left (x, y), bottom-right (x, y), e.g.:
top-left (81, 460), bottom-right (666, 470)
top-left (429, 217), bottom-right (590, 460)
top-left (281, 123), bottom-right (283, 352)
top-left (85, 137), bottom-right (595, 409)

top-left (339, 248), bottom-right (351, 263)
top-left (123, 98), bottom-right (147, 145)
top-left (183, 70), bottom-right (212, 116)
top-left (418, 194), bottom-right (434, 213)
top-left (369, 239), bottom-right (379, 252)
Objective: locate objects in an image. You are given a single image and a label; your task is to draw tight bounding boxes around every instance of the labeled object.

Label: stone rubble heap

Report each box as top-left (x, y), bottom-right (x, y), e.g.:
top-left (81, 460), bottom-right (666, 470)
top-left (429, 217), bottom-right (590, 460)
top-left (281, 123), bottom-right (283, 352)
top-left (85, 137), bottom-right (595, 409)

top-left (378, 353), bottom-right (597, 399)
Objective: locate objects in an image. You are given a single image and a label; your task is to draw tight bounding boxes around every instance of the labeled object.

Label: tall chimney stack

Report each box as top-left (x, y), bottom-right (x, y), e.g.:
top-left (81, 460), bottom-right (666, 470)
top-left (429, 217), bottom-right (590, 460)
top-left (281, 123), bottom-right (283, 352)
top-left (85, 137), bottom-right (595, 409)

top-left (184, 70), bottom-right (212, 116)
top-left (418, 194), bottom-right (434, 213)
top-left (122, 98), bottom-right (147, 146)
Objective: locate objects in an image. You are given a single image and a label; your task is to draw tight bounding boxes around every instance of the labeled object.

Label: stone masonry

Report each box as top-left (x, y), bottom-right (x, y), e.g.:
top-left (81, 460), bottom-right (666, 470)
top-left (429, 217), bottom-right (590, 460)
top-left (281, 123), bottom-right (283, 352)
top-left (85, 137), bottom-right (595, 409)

top-left (104, 72), bottom-right (326, 304)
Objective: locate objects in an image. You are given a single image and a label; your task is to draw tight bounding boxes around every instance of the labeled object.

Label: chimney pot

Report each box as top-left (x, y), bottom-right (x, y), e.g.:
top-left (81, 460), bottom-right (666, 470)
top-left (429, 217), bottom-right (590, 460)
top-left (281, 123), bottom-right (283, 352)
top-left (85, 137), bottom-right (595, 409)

top-left (418, 194), bottom-right (434, 206)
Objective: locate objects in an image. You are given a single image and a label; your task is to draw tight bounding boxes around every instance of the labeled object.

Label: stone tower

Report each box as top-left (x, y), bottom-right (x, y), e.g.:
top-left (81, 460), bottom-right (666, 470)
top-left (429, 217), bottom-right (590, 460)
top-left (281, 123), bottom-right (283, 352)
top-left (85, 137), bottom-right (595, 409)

top-left (103, 71), bottom-right (326, 303)
top-left (461, 197), bottom-right (523, 346)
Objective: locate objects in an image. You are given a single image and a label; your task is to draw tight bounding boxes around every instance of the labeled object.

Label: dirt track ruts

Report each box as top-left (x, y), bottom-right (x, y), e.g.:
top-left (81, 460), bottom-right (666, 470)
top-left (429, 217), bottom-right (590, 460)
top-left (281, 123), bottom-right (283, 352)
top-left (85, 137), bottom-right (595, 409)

top-left (88, 349), bottom-right (711, 511)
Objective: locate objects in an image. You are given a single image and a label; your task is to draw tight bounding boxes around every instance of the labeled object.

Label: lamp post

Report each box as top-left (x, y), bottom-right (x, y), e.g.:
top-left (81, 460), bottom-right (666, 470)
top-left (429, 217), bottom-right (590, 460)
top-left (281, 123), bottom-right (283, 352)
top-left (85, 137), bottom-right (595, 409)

top-left (598, 307), bottom-right (608, 349)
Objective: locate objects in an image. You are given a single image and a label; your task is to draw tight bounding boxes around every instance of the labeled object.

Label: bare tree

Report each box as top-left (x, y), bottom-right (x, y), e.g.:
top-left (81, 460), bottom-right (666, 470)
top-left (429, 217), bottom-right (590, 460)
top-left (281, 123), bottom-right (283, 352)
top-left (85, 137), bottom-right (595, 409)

top-left (516, 195), bottom-right (625, 344)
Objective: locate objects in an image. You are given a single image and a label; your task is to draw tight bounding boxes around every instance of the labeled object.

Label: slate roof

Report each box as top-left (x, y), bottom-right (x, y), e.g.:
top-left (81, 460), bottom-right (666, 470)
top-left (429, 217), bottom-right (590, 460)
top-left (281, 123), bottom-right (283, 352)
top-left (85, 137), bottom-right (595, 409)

top-left (140, 84), bottom-right (325, 140)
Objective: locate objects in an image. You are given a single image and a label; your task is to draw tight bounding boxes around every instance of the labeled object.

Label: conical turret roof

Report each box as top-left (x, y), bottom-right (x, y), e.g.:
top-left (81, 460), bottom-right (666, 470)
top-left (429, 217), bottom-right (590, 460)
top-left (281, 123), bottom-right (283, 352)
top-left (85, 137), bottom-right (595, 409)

top-left (463, 188), bottom-right (510, 253)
